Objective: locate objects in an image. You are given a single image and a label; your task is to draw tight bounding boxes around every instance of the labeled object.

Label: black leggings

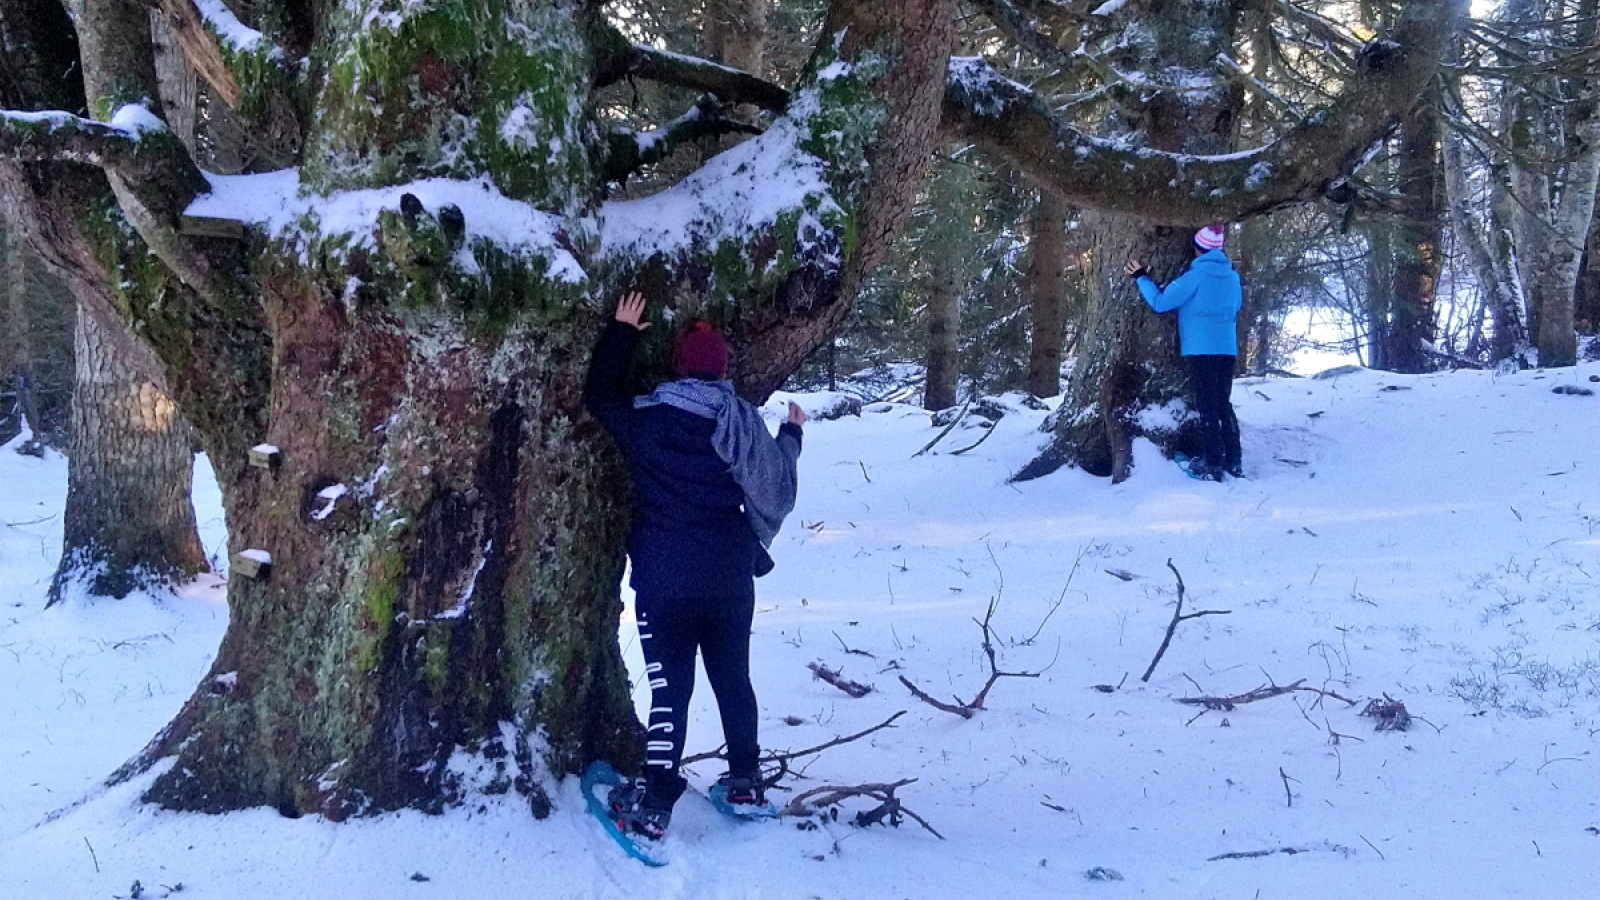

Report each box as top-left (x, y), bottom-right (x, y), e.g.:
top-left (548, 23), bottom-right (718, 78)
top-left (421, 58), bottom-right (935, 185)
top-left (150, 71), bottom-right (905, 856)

top-left (634, 588), bottom-right (759, 809)
top-left (1188, 355), bottom-right (1241, 474)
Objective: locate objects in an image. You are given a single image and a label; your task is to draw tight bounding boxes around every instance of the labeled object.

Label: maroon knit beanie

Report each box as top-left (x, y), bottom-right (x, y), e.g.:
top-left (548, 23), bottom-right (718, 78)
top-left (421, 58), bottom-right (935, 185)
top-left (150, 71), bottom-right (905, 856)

top-left (675, 320), bottom-right (728, 379)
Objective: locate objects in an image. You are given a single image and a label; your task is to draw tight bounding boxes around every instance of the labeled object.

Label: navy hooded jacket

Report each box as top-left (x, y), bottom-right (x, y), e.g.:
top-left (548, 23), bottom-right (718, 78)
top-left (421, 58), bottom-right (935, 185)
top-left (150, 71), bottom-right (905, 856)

top-left (584, 321), bottom-right (802, 598)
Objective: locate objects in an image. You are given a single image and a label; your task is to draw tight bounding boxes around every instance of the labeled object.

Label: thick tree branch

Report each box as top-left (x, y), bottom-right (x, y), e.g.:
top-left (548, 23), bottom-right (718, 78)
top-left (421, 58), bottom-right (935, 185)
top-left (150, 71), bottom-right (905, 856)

top-left (965, 0), bottom-right (1091, 69)
top-left (0, 111), bottom-right (147, 169)
top-left (0, 107), bottom-right (237, 304)
top-left (601, 97), bottom-right (763, 184)
top-left (594, 38), bottom-right (790, 112)
top-left (942, 0), bottom-right (1458, 225)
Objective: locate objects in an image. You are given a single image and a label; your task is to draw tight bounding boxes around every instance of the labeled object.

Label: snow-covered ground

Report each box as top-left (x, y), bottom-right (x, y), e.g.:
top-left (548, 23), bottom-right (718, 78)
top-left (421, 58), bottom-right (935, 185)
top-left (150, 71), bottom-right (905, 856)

top-left (2, 362), bottom-right (1596, 900)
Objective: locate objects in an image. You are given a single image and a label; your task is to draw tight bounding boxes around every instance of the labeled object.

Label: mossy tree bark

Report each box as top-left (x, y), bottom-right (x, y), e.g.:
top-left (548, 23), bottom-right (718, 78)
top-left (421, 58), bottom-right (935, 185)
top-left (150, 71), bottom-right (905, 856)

top-left (3, 0), bottom-right (953, 817)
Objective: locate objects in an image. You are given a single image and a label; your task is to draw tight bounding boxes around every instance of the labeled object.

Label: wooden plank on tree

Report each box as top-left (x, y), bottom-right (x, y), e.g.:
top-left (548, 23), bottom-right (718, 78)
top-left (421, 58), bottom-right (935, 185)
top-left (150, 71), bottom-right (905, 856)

top-left (181, 215), bottom-right (245, 240)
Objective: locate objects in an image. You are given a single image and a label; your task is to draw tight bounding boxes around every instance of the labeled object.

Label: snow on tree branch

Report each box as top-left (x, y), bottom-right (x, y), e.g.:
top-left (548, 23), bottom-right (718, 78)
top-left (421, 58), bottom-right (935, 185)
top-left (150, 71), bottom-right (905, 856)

top-left (941, 0), bottom-right (1459, 225)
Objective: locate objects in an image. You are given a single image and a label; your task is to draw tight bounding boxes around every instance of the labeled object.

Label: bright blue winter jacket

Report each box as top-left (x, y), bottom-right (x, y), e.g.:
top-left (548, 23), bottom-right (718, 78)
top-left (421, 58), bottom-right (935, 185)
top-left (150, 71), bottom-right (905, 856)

top-left (1134, 249), bottom-right (1243, 356)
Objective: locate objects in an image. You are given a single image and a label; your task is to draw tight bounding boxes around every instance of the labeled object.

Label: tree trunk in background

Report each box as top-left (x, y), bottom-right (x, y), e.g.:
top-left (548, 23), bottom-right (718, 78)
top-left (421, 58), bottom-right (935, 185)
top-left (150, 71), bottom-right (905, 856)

top-left (1578, 206), bottom-right (1600, 335)
top-left (1383, 95), bottom-right (1443, 373)
top-left (698, 0), bottom-right (769, 166)
top-left (1025, 192), bottom-right (1069, 398)
top-left (704, 0), bottom-right (767, 76)
top-left (3, 229), bottom-right (46, 452)
top-left (48, 302), bottom-right (206, 603)
top-left (1363, 224), bottom-right (1395, 369)
top-left (1531, 0), bottom-right (1599, 366)
top-left (1444, 126), bottom-right (1529, 364)
top-left (923, 250), bottom-right (961, 410)
top-left (1508, 0), bottom-right (1599, 368)
top-left (1018, 0), bottom-right (1242, 482)
top-left (918, 158), bottom-right (982, 411)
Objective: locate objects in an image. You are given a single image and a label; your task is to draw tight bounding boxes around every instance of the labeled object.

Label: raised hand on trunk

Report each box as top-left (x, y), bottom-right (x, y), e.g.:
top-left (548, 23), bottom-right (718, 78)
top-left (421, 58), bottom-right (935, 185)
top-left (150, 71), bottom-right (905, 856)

top-left (614, 291), bottom-right (651, 330)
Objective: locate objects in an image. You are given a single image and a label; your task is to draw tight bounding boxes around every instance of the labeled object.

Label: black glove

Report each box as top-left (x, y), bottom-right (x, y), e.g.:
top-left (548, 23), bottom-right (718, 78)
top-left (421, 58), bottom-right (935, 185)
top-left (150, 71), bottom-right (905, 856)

top-left (1126, 265), bottom-right (1150, 280)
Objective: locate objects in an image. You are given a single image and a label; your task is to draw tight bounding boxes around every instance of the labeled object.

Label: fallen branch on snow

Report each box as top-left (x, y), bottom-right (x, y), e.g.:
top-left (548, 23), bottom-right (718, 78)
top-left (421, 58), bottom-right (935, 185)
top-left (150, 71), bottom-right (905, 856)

top-left (900, 577), bottom-right (1042, 718)
top-left (1208, 846), bottom-right (1311, 862)
top-left (808, 661), bottom-right (874, 698)
top-left (680, 710), bottom-right (909, 770)
top-left (1174, 677), bottom-right (1359, 711)
top-left (781, 778), bottom-right (944, 839)
top-left (1140, 560), bottom-right (1230, 683)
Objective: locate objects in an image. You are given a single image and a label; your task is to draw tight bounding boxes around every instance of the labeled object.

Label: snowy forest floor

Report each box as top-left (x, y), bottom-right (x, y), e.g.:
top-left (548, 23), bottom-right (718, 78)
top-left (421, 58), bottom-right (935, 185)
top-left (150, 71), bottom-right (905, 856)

top-left (2, 362), bottom-right (1597, 900)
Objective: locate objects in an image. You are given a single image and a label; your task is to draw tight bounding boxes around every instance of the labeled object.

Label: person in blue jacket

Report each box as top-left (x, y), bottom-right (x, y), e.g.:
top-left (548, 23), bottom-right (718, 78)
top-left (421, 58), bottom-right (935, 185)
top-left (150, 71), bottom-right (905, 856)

top-left (1124, 224), bottom-right (1243, 480)
top-left (584, 291), bottom-right (805, 842)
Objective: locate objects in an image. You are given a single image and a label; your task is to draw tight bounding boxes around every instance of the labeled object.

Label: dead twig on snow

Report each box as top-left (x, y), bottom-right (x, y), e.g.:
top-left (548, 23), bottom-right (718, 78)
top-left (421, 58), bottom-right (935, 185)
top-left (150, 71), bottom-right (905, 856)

top-left (1208, 846), bottom-right (1310, 862)
top-left (833, 632), bottom-right (876, 658)
top-left (765, 710), bottom-right (908, 764)
top-left (808, 661), bottom-right (873, 698)
top-left (1141, 560), bottom-right (1230, 682)
top-left (901, 585), bottom-right (1042, 718)
top-left (781, 778), bottom-right (944, 840)
top-left (680, 710), bottom-right (908, 769)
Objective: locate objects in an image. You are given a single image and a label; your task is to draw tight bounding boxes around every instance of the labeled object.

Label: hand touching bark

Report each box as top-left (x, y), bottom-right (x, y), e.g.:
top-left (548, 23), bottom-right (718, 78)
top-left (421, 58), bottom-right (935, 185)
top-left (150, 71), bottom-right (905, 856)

top-left (614, 291), bottom-right (651, 330)
top-left (1124, 260), bottom-right (1150, 279)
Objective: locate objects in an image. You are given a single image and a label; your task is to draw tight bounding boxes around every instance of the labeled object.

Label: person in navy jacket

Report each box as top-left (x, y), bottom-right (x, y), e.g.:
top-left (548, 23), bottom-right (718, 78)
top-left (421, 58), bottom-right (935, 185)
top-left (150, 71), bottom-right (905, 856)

top-left (1124, 225), bottom-right (1243, 480)
top-left (584, 291), bottom-right (805, 841)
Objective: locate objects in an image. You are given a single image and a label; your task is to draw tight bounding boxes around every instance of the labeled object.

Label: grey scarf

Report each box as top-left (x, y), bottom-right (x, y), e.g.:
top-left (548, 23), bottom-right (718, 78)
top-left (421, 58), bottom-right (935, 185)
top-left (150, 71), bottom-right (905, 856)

top-left (635, 380), bottom-right (799, 549)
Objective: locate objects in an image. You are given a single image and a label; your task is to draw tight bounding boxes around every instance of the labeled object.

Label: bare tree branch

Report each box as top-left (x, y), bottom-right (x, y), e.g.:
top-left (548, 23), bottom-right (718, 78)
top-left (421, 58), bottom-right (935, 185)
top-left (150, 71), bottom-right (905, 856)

top-left (593, 34), bottom-right (790, 112)
top-left (901, 576), bottom-right (1042, 717)
top-left (808, 661), bottom-right (874, 698)
top-left (680, 709), bottom-right (909, 767)
top-left (601, 96), bottom-right (763, 184)
top-left (782, 778), bottom-right (944, 839)
top-left (1, 112), bottom-right (152, 171)
top-left (1174, 677), bottom-right (1359, 710)
top-left (1140, 560), bottom-right (1230, 683)
top-left (899, 674), bottom-right (975, 718)
top-left (942, 0), bottom-right (1460, 225)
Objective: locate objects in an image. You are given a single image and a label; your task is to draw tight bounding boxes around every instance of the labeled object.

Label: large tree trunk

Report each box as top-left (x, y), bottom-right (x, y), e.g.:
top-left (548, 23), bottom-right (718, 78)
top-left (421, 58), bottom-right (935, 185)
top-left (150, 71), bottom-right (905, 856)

top-left (47, 300), bottom-right (206, 603)
top-left (4, 0), bottom-right (954, 817)
top-left (1444, 124), bottom-right (1530, 364)
top-left (1494, 0), bottom-right (1600, 367)
top-left (1025, 192), bottom-right (1070, 398)
top-left (1531, 41), bottom-right (1600, 366)
top-left (923, 257), bottom-right (961, 410)
top-left (1382, 96), bottom-right (1444, 373)
top-left (1015, 0), bottom-right (1242, 482)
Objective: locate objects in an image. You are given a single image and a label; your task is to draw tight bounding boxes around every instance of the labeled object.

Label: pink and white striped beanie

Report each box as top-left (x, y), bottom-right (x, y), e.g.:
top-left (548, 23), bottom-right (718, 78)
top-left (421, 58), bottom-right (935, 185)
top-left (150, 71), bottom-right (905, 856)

top-left (1193, 224), bottom-right (1226, 250)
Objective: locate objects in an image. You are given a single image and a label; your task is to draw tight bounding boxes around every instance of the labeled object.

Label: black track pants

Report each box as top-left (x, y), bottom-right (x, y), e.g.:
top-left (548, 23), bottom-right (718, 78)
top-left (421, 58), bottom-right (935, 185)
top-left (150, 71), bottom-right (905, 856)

top-left (634, 587), bottom-right (759, 810)
top-left (1188, 354), bottom-right (1241, 474)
